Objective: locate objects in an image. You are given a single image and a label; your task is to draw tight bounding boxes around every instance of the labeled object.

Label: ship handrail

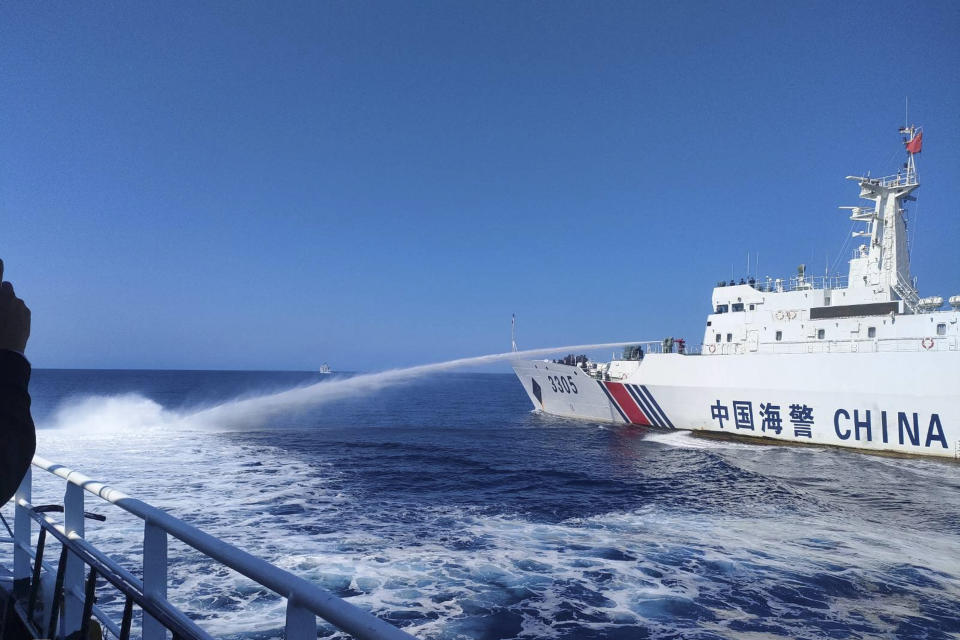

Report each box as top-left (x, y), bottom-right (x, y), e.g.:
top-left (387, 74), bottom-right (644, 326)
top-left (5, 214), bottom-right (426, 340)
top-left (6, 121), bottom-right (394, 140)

top-left (743, 274), bottom-right (849, 294)
top-left (1, 524), bottom-right (124, 639)
top-left (893, 271), bottom-right (921, 313)
top-left (8, 456), bottom-right (417, 640)
top-left (609, 339), bottom-right (691, 358)
top-left (11, 500), bottom-right (214, 640)
top-left (700, 334), bottom-right (955, 356)
top-left (875, 168), bottom-right (918, 188)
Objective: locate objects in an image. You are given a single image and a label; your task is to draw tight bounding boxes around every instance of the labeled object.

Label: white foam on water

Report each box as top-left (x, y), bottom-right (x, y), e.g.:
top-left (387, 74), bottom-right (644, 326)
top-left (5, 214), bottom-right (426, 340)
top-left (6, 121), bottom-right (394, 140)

top-left (41, 341), bottom-right (641, 433)
top-left (644, 429), bottom-right (769, 451)
top-left (27, 426), bottom-right (960, 640)
top-left (47, 393), bottom-right (170, 432)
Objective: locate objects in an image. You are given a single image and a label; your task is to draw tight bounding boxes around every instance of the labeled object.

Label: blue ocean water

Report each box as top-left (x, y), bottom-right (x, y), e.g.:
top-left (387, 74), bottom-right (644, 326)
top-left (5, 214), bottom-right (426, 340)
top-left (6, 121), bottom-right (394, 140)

top-left (17, 369), bottom-right (960, 639)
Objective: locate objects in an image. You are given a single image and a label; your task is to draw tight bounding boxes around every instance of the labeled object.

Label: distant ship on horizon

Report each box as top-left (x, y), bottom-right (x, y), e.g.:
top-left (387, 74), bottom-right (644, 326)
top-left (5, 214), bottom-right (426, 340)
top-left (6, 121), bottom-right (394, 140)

top-left (319, 363), bottom-right (332, 374)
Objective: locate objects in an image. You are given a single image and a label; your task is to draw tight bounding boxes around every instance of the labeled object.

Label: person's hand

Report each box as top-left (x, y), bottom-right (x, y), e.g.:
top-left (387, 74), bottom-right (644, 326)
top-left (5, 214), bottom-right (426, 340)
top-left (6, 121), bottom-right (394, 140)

top-left (0, 259), bottom-right (31, 353)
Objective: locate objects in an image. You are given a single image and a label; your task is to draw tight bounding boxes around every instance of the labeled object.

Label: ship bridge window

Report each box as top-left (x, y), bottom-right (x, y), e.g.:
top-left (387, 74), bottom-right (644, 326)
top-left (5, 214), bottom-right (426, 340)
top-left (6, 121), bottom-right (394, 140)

top-left (749, 304), bottom-right (755, 311)
top-left (726, 333), bottom-right (733, 343)
top-left (715, 304), bottom-right (729, 314)
top-left (715, 333), bottom-right (721, 343)
top-left (817, 329), bottom-right (825, 339)
top-left (868, 327), bottom-right (876, 338)
top-left (775, 330), bottom-right (782, 341)
top-left (937, 323), bottom-right (947, 336)
top-left (732, 303), bottom-right (745, 312)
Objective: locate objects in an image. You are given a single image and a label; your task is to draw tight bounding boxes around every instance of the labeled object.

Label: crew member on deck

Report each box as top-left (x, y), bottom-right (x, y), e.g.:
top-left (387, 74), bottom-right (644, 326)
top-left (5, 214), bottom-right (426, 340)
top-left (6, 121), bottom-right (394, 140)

top-left (0, 259), bottom-right (34, 505)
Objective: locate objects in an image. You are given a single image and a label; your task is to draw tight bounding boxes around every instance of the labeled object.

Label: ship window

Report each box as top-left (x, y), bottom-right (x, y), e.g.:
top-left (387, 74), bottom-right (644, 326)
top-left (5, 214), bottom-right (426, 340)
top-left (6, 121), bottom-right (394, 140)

top-left (707, 321), bottom-right (712, 326)
top-left (726, 333), bottom-right (732, 342)
top-left (732, 303), bottom-right (745, 312)
top-left (715, 304), bottom-right (729, 314)
top-left (749, 304), bottom-right (755, 311)
top-left (867, 327), bottom-right (876, 338)
top-left (775, 331), bottom-right (782, 341)
top-left (715, 334), bottom-right (721, 343)
top-left (937, 323), bottom-right (947, 336)
top-left (817, 329), bottom-right (825, 339)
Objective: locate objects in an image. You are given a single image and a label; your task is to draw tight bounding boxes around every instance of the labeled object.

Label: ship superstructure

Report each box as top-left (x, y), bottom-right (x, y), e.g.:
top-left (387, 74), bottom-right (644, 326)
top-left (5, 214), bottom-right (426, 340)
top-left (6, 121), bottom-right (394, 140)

top-left (512, 127), bottom-right (960, 459)
top-left (705, 127), bottom-right (953, 358)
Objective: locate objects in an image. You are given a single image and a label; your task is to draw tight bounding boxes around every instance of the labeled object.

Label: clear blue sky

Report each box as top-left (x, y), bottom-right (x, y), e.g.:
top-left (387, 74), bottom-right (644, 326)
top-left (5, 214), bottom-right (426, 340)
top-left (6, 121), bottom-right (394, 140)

top-left (2, 1), bottom-right (959, 370)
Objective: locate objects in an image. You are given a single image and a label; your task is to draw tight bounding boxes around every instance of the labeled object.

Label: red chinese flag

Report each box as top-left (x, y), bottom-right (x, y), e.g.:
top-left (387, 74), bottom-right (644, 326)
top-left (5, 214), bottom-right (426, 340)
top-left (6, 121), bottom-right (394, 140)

top-left (906, 130), bottom-right (923, 154)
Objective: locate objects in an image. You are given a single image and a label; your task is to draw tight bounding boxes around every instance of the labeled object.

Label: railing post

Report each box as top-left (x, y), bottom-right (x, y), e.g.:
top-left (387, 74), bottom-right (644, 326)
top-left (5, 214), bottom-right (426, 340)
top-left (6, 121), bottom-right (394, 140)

top-left (143, 522), bottom-right (168, 640)
top-left (63, 482), bottom-right (86, 639)
top-left (285, 599), bottom-right (316, 640)
top-left (13, 467), bottom-right (32, 596)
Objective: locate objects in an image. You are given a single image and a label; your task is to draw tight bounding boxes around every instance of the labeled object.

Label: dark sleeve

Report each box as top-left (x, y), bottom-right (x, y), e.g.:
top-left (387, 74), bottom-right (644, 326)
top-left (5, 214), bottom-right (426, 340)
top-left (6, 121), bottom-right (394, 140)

top-left (0, 350), bottom-right (35, 505)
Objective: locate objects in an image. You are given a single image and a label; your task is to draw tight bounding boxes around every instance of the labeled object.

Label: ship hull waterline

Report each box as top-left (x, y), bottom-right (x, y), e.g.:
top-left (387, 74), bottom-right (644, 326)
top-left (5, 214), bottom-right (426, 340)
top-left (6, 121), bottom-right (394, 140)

top-left (512, 352), bottom-right (960, 460)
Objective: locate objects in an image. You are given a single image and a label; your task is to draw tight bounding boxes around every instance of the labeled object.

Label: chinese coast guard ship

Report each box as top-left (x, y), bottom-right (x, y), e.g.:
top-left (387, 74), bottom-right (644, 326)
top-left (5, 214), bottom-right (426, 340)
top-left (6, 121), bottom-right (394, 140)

top-left (512, 127), bottom-right (960, 460)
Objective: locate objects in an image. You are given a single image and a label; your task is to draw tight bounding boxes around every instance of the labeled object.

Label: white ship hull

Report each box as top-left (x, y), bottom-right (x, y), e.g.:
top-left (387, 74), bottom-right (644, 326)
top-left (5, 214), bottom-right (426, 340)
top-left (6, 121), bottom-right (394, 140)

top-left (513, 126), bottom-right (960, 460)
top-left (513, 351), bottom-right (960, 459)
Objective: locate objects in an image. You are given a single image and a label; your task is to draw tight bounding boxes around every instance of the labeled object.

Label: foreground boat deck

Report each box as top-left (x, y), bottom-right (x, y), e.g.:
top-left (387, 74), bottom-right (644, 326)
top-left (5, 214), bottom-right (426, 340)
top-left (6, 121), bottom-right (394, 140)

top-left (1, 457), bottom-right (417, 640)
top-left (0, 568), bottom-right (32, 640)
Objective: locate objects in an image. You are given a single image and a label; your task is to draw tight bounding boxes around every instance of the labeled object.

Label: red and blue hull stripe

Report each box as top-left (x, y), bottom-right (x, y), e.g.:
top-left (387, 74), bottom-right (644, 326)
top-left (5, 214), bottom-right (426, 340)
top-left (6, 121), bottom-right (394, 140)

top-left (597, 381), bottom-right (675, 429)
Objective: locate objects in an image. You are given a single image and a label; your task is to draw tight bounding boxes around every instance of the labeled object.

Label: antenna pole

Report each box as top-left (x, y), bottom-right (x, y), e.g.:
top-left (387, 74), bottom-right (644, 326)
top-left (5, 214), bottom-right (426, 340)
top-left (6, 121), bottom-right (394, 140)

top-left (511, 314), bottom-right (518, 352)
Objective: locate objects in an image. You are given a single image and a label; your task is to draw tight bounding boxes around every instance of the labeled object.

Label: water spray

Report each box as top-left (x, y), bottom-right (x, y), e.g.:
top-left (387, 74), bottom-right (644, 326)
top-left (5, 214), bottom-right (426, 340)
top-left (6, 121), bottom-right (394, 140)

top-left (185, 341), bottom-right (643, 430)
top-left (47, 342), bottom-right (645, 432)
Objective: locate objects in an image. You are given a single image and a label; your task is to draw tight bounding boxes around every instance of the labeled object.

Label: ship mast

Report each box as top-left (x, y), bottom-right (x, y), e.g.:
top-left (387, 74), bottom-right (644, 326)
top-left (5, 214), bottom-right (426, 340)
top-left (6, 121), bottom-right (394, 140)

top-left (843, 126), bottom-right (922, 312)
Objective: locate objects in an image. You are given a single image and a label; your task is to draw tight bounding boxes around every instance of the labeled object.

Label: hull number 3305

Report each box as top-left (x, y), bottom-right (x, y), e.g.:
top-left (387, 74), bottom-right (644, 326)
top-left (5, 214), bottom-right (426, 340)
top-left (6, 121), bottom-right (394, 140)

top-left (548, 375), bottom-right (578, 394)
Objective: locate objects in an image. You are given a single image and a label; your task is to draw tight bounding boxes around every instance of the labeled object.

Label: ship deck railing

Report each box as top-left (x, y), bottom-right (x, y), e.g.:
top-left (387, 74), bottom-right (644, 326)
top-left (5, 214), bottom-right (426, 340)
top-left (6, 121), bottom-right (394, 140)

top-left (737, 274), bottom-right (850, 294)
top-left (717, 275), bottom-right (849, 294)
top-left (875, 169), bottom-right (918, 188)
top-left (610, 339), bottom-right (694, 359)
top-left (701, 335), bottom-right (957, 356)
top-left (1, 456), bottom-right (417, 640)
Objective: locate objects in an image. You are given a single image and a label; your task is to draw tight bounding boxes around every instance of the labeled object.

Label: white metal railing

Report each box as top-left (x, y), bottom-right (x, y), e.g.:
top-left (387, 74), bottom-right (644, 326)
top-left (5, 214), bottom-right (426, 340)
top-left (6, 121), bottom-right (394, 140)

top-left (623, 340), bottom-right (664, 356)
top-left (893, 271), bottom-right (921, 314)
top-left (7, 456), bottom-right (417, 640)
top-left (876, 168), bottom-right (918, 188)
top-left (720, 275), bottom-right (849, 295)
top-left (698, 335), bottom-right (956, 357)
top-left (778, 274), bottom-right (848, 292)
top-left (759, 335), bottom-right (955, 354)
top-left (613, 339), bottom-right (692, 357)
